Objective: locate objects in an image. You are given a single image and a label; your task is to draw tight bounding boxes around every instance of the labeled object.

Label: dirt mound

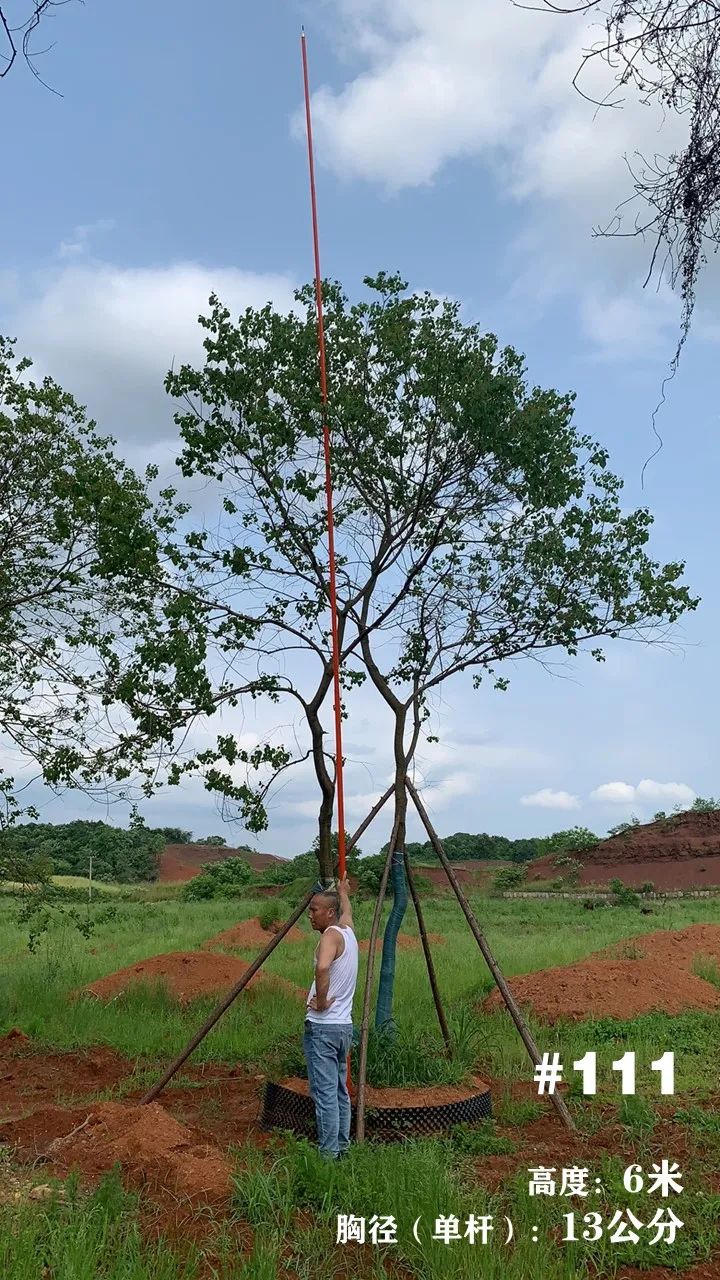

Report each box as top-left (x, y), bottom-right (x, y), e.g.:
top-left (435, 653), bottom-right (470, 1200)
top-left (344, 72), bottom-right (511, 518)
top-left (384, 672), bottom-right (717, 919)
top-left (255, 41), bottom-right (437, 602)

top-left (82, 951), bottom-right (304, 1004)
top-left (359, 931), bottom-right (446, 952)
top-left (0, 1036), bottom-right (266, 1145)
top-left (0, 1037), bottom-right (130, 1123)
top-left (529, 808), bottom-right (720, 890)
top-left (0, 1027), bottom-right (31, 1052)
top-left (158, 843), bottom-right (285, 883)
top-left (484, 924), bottom-right (720, 1023)
top-left (603, 923), bottom-right (720, 967)
top-left (282, 1074), bottom-right (488, 1109)
top-left (202, 916), bottom-right (305, 951)
top-left (1, 1100), bottom-right (231, 1208)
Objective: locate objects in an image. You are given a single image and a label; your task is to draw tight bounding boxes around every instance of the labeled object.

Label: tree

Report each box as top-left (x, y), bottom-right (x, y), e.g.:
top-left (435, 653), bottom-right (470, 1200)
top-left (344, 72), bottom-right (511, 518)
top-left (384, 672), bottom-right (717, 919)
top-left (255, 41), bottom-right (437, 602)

top-left (182, 856), bottom-right (253, 900)
top-left (0, 816), bottom-right (165, 883)
top-left (534, 826), bottom-right (600, 856)
top-left (160, 827), bottom-right (193, 843)
top-left (394, 830), bottom-right (544, 862)
top-left (1, 2), bottom-right (79, 87)
top-left (260, 832), bottom-right (363, 886)
top-left (166, 272), bottom-right (696, 1033)
top-left (0, 335), bottom-right (286, 893)
top-left (540, 1), bottom-right (720, 359)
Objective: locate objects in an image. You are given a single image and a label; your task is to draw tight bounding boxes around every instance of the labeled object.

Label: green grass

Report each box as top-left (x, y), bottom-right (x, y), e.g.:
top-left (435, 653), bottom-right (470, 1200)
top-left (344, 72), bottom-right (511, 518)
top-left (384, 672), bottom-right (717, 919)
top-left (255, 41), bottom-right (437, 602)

top-left (692, 953), bottom-right (720, 988)
top-left (51, 875), bottom-right (125, 893)
top-left (0, 1174), bottom-right (200, 1280)
top-left (3, 890), bottom-right (720, 1277)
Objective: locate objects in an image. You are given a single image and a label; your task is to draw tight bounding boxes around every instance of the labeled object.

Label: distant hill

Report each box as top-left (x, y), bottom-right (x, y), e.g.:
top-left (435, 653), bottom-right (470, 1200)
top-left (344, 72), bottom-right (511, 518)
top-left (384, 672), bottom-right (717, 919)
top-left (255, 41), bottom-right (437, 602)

top-left (528, 809), bottom-right (720, 891)
top-left (158, 843), bottom-right (285, 883)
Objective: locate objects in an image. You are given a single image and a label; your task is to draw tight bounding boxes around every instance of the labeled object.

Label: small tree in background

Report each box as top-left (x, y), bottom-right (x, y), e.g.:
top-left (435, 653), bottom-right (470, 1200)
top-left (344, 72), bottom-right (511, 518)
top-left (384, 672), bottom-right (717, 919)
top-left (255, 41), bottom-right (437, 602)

top-left (535, 827), bottom-right (600, 857)
top-left (182, 857), bottom-right (253, 900)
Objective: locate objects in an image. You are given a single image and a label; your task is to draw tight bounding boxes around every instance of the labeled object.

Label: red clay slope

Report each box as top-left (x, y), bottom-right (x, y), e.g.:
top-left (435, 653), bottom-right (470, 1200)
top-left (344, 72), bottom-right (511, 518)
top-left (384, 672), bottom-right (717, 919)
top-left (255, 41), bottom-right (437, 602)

top-left (527, 809), bottom-right (720, 891)
top-left (83, 951), bottom-right (304, 1003)
top-left (484, 923), bottom-right (720, 1022)
top-left (158, 843), bottom-right (285, 882)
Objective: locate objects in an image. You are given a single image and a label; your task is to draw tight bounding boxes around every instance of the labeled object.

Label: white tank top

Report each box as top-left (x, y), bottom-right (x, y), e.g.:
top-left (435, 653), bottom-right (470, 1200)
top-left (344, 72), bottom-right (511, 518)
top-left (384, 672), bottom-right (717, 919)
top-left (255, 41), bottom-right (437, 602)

top-left (306, 925), bottom-right (358, 1025)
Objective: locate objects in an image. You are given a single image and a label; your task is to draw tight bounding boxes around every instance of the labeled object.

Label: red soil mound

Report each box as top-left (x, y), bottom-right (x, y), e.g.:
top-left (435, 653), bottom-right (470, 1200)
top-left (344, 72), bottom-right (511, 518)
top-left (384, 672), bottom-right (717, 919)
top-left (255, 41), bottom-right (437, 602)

top-left (2, 1101), bottom-right (231, 1208)
top-left (158, 843), bottom-right (284, 883)
top-left (359, 931), bottom-right (446, 952)
top-left (529, 808), bottom-right (720, 891)
top-left (0, 1036), bottom-right (267, 1147)
top-left (282, 1074), bottom-right (489, 1109)
top-left (0, 1036), bottom-right (129, 1123)
top-left (0, 1027), bottom-right (31, 1052)
top-left (484, 924), bottom-right (720, 1023)
top-left (202, 916), bottom-right (305, 951)
top-left (82, 951), bottom-right (304, 1004)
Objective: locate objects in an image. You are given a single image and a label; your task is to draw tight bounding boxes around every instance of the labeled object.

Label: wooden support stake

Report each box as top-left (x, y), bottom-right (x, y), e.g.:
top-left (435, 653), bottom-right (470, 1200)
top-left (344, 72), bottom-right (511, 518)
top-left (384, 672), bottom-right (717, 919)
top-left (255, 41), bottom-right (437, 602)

top-left (404, 850), bottom-right (452, 1054)
top-left (140, 889), bottom-right (314, 1104)
top-left (405, 778), bottom-right (576, 1134)
top-left (140, 783), bottom-right (394, 1109)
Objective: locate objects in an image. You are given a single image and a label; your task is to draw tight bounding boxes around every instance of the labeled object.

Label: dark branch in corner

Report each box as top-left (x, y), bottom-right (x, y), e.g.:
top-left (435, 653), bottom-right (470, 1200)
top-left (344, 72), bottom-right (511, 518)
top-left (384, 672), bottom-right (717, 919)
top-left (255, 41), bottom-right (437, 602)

top-left (1, 1), bottom-right (81, 93)
top-left (517, 1), bottom-right (720, 367)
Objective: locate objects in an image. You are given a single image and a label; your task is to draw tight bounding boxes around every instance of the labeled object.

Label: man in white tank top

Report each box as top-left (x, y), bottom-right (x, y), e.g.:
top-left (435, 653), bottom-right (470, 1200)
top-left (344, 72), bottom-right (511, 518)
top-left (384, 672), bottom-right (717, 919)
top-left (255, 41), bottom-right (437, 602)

top-left (304, 875), bottom-right (358, 1159)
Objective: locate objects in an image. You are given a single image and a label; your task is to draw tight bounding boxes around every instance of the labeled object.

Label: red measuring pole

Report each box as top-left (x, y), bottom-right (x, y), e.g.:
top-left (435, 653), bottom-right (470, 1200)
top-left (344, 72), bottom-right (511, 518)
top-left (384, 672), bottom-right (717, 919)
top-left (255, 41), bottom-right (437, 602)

top-left (301, 28), bottom-right (346, 882)
top-left (301, 28), bottom-right (351, 1096)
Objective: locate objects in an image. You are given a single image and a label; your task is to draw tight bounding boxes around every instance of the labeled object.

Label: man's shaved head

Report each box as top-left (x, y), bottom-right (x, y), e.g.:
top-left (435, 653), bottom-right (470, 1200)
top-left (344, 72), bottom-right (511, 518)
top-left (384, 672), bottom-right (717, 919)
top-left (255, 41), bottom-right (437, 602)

top-left (315, 890), bottom-right (340, 917)
top-left (308, 888), bottom-right (341, 932)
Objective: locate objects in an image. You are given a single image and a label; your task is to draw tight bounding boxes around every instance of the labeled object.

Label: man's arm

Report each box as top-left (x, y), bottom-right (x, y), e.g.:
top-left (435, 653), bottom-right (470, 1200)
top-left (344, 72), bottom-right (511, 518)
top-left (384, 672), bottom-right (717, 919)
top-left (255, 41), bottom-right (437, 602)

top-left (336, 875), bottom-right (353, 929)
top-left (311, 929), bottom-right (340, 1012)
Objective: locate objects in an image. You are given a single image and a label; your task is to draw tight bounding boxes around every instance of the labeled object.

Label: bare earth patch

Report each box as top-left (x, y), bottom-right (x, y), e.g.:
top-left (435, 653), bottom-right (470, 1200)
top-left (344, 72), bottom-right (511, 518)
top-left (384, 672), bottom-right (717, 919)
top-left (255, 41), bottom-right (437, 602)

top-left (81, 950), bottom-right (305, 1004)
top-left (484, 924), bottom-right (720, 1022)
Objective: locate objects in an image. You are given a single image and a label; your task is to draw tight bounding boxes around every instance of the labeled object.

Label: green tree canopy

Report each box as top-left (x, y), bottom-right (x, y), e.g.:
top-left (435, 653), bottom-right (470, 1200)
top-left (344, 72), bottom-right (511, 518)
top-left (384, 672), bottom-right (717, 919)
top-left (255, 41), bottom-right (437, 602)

top-left (164, 273), bottom-right (696, 903)
top-left (0, 336), bottom-right (288, 864)
top-left (0, 817), bottom-right (167, 883)
top-left (163, 271), bottom-right (698, 1031)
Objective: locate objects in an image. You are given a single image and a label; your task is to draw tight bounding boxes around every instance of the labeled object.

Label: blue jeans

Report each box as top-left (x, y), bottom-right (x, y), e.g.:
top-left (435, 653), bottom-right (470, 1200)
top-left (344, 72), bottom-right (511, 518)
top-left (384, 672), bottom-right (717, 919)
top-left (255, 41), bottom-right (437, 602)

top-left (303, 1020), bottom-right (354, 1157)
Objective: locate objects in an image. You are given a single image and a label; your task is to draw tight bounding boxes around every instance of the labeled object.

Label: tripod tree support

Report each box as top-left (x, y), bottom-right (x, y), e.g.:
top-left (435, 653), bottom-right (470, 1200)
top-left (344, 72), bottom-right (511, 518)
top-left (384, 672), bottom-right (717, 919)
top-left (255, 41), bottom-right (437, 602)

top-left (140, 890), bottom-right (314, 1104)
top-left (405, 778), bottom-right (576, 1134)
top-left (404, 850), bottom-right (452, 1054)
top-left (139, 799), bottom-right (391, 1106)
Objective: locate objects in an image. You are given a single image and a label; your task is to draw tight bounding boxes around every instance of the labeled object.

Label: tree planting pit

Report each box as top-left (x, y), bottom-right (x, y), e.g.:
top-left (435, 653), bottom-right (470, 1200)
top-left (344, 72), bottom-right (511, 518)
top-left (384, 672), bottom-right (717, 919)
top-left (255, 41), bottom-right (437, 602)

top-left (261, 1075), bottom-right (491, 1141)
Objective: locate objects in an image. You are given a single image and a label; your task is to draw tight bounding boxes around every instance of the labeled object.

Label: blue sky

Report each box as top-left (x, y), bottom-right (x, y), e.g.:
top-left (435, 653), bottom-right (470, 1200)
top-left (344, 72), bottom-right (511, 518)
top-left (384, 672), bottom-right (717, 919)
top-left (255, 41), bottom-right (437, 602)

top-left (2, 0), bottom-right (718, 857)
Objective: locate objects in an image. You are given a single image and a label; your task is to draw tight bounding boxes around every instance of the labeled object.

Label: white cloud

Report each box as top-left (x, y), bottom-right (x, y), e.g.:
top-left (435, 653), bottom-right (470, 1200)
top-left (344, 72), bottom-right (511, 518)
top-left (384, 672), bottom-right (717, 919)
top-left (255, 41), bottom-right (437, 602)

top-left (521, 788), bottom-right (580, 811)
top-left (581, 288), bottom-right (680, 363)
top-left (311, 1), bottom-right (686, 204)
top-left (282, 721), bottom-right (550, 826)
top-left (8, 259), bottom-right (297, 450)
top-left (305, 0), bottom-right (690, 354)
top-left (635, 778), bottom-right (696, 808)
top-left (58, 219), bottom-right (116, 260)
top-left (590, 781), bottom-right (638, 804)
top-left (590, 779), bottom-right (695, 807)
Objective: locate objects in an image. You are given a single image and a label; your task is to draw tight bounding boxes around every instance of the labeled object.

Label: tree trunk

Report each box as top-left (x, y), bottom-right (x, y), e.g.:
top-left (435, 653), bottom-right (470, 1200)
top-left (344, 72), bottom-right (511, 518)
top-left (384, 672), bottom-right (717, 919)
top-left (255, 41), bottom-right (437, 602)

top-left (316, 793), bottom-right (334, 884)
top-left (374, 840), bottom-right (408, 1031)
top-left (374, 713), bottom-right (409, 1031)
top-left (308, 700), bottom-right (335, 884)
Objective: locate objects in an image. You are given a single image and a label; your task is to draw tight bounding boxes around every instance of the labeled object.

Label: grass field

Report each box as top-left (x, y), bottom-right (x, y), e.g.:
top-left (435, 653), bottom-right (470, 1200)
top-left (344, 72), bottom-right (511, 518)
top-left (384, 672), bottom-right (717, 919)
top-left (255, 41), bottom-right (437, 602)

top-left (2, 890), bottom-right (719, 1278)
